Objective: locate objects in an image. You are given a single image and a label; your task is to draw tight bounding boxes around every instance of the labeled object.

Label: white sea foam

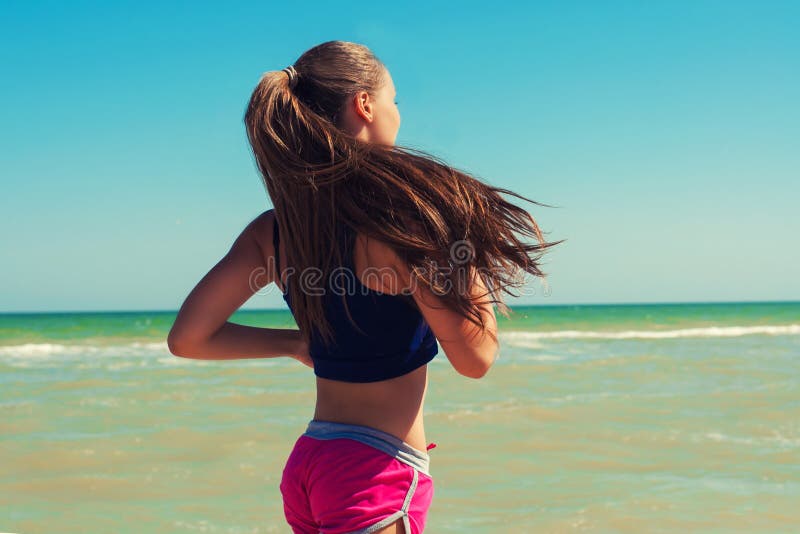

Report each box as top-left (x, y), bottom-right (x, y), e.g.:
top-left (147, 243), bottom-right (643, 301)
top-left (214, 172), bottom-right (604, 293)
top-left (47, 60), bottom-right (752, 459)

top-left (1, 323), bottom-right (797, 366)
top-left (521, 354), bottom-right (564, 362)
top-left (500, 324), bottom-right (800, 342)
top-left (0, 341), bottom-right (168, 358)
top-left (0, 340), bottom-right (288, 368)
top-left (499, 336), bottom-right (544, 349)
top-left (701, 431), bottom-right (800, 449)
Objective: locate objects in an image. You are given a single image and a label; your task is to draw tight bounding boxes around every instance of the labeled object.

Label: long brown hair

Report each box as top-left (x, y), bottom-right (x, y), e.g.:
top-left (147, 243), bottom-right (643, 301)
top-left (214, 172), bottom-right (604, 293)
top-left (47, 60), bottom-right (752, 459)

top-left (244, 40), bottom-right (563, 347)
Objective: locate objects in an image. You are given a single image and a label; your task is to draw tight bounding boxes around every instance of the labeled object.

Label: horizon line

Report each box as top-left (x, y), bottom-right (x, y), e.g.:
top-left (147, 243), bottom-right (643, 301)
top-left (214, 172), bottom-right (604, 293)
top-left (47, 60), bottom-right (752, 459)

top-left (1, 298), bottom-right (799, 315)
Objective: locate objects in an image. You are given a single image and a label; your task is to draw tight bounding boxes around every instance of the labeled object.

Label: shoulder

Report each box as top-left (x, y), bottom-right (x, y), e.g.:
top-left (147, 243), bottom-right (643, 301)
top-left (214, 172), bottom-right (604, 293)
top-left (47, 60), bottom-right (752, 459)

top-left (241, 209), bottom-right (276, 249)
top-left (360, 219), bottom-right (426, 280)
top-left (229, 210), bottom-right (278, 273)
top-left (355, 233), bottom-right (415, 293)
top-left (248, 208), bottom-right (276, 231)
top-left (356, 231), bottom-right (401, 264)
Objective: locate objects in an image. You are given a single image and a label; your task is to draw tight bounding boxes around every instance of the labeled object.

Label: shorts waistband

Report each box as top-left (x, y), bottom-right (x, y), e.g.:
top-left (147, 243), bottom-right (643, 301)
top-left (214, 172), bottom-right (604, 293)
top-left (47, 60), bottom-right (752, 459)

top-left (302, 419), bottom-right (431, 476)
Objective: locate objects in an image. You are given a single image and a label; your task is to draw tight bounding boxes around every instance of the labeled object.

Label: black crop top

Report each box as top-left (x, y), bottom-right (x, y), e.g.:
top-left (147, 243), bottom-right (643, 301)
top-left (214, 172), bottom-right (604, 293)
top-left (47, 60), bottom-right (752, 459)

top-left (273, 218), bottom-right (438, 382)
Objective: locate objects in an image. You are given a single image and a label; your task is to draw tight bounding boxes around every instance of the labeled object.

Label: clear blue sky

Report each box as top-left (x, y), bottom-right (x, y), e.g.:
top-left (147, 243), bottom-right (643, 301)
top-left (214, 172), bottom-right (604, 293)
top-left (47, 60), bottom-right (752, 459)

top-left (2, 1), bottom-right (798, 312)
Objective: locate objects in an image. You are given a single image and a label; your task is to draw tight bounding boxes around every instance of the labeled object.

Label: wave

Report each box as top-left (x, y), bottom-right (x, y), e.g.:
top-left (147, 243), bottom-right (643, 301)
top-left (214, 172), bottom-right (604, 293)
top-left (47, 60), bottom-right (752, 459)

top-left (0, 341), bottom-right (169, 358)
top-left (1, 323), bottom-right (797, 363)
top-left (700, 431), bottom-right (800, 449)
top-left (501, 324), bottom-right (800, 343)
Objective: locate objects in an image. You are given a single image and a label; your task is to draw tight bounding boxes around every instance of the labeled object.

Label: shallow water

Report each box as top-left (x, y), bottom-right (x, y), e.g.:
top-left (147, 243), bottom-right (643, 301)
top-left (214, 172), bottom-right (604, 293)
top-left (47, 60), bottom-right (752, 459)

top-left (1, 302), bottom-right (798, 532)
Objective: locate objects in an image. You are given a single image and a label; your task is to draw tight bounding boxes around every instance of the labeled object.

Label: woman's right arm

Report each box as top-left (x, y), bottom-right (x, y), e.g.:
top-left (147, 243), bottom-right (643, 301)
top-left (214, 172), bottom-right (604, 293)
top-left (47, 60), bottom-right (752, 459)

top-left (385, 244), bottom-right (499, 379)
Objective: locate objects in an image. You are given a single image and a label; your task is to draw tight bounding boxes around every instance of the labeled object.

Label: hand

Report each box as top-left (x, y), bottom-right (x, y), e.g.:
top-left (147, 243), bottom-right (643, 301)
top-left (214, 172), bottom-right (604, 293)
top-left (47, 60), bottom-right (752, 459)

top-left (292, 337), bottom-right (314, 369)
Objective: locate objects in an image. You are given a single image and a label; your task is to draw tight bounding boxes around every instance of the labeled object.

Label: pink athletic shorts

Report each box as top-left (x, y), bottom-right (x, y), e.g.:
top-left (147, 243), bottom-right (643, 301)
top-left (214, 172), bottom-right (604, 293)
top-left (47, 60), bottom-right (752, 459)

top-left (279, 419), bottom-right (437, 533)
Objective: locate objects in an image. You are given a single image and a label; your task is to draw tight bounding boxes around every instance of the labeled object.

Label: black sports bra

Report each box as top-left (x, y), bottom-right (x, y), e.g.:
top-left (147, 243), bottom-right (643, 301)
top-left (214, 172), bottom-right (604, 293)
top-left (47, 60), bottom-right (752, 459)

top-left (273, 218), bottom-right (438, 382)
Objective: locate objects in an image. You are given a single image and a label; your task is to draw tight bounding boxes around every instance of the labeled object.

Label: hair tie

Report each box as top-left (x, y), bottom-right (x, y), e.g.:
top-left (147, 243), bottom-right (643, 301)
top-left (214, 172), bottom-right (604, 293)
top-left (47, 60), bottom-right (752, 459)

top-left (282, 65), bottom-right (298, 89)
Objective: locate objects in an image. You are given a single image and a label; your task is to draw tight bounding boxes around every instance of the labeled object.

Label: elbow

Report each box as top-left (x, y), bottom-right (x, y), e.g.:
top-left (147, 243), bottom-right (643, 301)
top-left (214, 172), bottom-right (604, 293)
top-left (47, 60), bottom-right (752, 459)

top-left (462, 365), bottom-right (489, 380)
top-left (459, 343), bottom-right (499, 380)
top-left (167, 330), bottom-right (196, 359)
top-left (462, 362), bottom-right (491, 379)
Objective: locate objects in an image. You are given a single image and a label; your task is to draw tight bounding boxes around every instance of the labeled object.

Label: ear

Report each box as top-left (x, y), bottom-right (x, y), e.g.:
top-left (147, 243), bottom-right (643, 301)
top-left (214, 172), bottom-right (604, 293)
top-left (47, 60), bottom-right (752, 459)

top-left (352, 91), bottom-right (374, 123)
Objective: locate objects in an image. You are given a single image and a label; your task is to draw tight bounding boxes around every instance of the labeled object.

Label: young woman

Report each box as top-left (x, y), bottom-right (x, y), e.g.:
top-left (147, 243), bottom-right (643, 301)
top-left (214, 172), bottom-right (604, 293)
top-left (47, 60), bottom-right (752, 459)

top-left (168, 41), bottom-right (560, 534)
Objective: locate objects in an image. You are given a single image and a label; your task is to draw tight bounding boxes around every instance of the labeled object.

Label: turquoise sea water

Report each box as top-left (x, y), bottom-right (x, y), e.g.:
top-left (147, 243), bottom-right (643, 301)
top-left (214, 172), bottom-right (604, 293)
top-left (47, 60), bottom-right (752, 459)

top-left (1, 302), bottom-right (798, 532)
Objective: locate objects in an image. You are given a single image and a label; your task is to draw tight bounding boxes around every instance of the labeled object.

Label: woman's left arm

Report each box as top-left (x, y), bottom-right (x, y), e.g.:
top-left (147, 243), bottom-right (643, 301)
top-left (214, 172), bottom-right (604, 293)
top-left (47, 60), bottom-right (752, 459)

top-left (167, 210), bottom-right (305, 362)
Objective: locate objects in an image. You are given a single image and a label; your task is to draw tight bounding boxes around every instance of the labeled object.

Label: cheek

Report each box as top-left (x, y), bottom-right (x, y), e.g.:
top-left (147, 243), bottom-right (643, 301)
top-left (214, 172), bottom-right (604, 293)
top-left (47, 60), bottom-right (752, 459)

top-left (372, 103), bottom-right (400, 144)
top-left (378, 107), bottom-right (400, 141)
top-left (387, 106), bottom-right (400, 136)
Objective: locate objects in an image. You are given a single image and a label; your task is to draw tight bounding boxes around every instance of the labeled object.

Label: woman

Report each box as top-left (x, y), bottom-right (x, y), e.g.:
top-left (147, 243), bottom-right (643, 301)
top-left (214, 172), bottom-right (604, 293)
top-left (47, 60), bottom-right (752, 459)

top-left (168, 40), bottom-right (560, 533)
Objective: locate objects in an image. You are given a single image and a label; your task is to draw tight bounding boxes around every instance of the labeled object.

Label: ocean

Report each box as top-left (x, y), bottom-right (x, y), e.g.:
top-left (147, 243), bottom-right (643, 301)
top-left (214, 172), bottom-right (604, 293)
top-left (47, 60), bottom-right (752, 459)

top-left (1, 302), bottom-right (798, 533)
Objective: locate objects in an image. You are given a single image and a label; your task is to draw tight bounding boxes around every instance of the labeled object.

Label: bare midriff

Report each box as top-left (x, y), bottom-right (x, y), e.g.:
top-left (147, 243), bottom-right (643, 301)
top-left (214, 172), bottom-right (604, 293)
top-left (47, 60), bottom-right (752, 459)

top-left (313, 363), bottom-right (430, 452)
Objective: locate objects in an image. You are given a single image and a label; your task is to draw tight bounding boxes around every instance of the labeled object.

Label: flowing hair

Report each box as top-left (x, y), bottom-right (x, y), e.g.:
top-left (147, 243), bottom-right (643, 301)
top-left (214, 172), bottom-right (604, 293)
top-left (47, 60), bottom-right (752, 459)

top-left (244, 40), bottom-right (563, 347)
